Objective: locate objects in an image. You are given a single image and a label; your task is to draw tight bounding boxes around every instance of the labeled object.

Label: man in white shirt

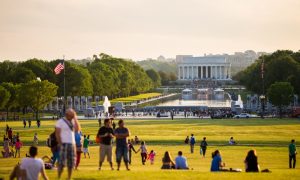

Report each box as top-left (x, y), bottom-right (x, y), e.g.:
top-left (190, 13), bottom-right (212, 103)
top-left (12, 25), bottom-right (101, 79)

top-left (55, 108), bottom-right (81, 180)
top-left (20, 146), bottom-right (48, 180)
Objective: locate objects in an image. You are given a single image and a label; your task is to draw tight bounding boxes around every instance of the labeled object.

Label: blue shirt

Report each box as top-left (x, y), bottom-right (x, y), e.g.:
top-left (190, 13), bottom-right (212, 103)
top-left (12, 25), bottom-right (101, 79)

top-left (175, 156), bottom-right (188, 169)
top-left (211, 155), bottom-right (222, 171)
top-left (75, 132), bottom-right (82, 147)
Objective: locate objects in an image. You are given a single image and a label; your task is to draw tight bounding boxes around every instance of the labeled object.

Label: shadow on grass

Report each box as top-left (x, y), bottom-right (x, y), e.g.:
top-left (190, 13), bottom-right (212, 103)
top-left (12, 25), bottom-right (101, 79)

top-left (124, 118), bottom-right (300, 127)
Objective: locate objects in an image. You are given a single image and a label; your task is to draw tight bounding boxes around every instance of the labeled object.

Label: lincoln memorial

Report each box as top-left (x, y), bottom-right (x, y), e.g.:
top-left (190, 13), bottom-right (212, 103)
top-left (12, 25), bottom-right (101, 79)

top-left (177, 56), bottom-right (231, 80)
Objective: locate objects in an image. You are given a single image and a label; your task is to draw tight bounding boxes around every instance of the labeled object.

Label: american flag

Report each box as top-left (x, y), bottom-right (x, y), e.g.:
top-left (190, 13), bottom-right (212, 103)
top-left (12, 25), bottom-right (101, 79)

top-left (54, 62), bottom-right (64, 75)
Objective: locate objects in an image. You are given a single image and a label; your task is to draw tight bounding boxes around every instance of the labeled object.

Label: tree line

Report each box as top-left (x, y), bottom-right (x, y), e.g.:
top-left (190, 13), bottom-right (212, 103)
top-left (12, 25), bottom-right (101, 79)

top-left (234, 50), bottom-right (300, 116)
top-left (0, 53), bottom-right (168, 117)
top-left (0, 53), bottom-right (165, 98)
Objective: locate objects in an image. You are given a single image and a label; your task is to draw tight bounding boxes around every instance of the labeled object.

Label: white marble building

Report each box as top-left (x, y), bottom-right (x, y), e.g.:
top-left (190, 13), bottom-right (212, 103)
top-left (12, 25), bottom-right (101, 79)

top-left (177, 56), bottom-right (231, 80)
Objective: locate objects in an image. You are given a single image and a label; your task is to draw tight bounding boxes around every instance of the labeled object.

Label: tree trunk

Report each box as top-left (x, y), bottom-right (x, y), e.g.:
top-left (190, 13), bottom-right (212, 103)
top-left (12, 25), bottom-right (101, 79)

top-left (6, 108), bottom-right (9, 121)
top-left (279, 106), bottom-right (282, 119)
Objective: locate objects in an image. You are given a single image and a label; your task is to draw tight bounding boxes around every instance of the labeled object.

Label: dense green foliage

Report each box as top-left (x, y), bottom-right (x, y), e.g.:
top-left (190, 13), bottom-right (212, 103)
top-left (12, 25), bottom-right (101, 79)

top-left (0, 54), bottom-right (157, 100)
top-left (267, 82), bottom-right (294, 117)
top-left (137, 59), bottom-right (177, 74)
top-left (0, 85), bottom-right (10, 109)
top-left (158, 71), bottom-right (177, 85)
top-left (235, 50), bottom-right (300, 95)
top-left (146, 69), bottom-right (161, 88)
top-left (88, 54), bottom-right (153, 97)
top-left (18, 80), bottom-right (58, 113)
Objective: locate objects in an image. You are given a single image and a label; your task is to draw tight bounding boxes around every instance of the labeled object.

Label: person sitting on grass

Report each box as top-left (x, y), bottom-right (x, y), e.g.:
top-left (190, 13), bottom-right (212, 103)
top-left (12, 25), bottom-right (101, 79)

top-left (10, 146), bottom-right (49, 180)
top-left (184, 136), bottom-right (189, 144)
top-left (244, 149), bottom-right (260, 172)
top-left (229, 137), bottom-right (237, 145)
top-left (175, 151), bottom-right (189, 170)
top-left (161, 151), bottom-right (175, 169)
top-left (134, 136), bottom-right (140, 144)
top-left (210, 150), bottom-right (225, 172)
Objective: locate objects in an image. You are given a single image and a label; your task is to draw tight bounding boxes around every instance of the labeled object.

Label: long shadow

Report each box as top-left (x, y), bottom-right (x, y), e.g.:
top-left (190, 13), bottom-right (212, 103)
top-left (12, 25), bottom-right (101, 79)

top-left (124, 118), bottom-right (300, 127)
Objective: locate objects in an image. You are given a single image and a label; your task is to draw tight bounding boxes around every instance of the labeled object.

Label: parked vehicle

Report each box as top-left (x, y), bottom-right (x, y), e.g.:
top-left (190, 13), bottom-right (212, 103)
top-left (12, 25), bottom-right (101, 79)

top-left (233, 113), bottom-right (258, 119)
top-left (291, 107), bottom-right (300, 118)
top-left (84, 108), bottom-right (95, 117)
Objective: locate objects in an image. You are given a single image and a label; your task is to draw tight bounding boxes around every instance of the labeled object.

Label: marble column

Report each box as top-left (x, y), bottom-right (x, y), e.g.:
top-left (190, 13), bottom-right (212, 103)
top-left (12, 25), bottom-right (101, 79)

top-left (200, 66), bottom-right (203, 79)
top-left (192, 66), bottom-right (194, 79)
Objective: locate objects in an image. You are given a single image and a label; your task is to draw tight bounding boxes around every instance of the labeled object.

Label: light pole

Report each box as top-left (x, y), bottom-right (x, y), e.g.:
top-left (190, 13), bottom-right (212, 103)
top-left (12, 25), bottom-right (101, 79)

top-left (36, 77), bottom-right (41, 123)
top-left (260, 95), bottom-right (265, 119)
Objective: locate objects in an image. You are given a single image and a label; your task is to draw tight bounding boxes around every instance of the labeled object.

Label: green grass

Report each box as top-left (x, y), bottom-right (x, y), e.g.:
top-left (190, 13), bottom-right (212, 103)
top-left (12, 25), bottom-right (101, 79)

top-left (110, 93), bottom-right (162, 103)
top-left (1, 118), bottom-right (300, 179)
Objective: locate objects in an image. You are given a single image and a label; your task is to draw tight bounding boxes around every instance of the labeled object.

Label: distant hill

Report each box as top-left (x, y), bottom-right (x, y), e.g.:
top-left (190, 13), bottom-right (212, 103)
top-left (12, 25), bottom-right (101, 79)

top-left (137, 60), bottom-right (177, 74)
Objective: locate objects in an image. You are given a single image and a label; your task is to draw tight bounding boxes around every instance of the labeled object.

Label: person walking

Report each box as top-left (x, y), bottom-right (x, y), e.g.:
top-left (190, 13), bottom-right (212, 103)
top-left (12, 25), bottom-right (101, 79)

top-left (170, 111), bottom-right (174, 120)
top-left (55, 108), bottom-right (81, 180)
top-left (19, 146), bottom-right (49, 180)
top-left (200, 137), bottom-right (208, 157)
top-left (23, 118), bottom-right (27, 128)
top-left (8, 128), bottom-right (13, 140)
top-left (190, 134), bottom-right (196, 153)
top-left (47, 130), bottom-right (59, 167)
top-left (15, 138), bottom-right (23, 158)
top-left (289, 139), bottom-right (297, 169)
top-left (75, 131), bottom-right (83, 170)
top-left (97, 118), bottom-right (114, 170)
top-left (28, 119), bottom-right (32, 128)
top-left (128, 139), bottom-right (137, 165)
top-left (114, 119), bottom-right (130, 171)
top-left (137, 141), bottom-right (148, 165)
top-left (37, 120), bottom-right (41, 128)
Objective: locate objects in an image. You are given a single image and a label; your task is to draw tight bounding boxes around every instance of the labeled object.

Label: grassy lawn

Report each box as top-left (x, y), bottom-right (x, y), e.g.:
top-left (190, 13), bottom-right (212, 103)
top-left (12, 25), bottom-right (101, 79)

top-left (110, 93), bottom-right (162, 103)
top-left (0, 118), bottom-right (300, 179)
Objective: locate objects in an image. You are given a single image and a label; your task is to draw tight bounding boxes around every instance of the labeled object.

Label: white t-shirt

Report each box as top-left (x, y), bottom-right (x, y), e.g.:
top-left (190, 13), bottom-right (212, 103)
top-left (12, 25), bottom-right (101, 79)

top-left (20, 158), bottom-right (44, 180)
top-left (55, 118), bottom-right (75, 144)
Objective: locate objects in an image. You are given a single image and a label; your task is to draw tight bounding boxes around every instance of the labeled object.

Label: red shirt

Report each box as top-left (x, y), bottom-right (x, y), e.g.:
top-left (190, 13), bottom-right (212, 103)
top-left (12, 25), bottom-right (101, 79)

top-left (15, 141), bottom-right (22, 149)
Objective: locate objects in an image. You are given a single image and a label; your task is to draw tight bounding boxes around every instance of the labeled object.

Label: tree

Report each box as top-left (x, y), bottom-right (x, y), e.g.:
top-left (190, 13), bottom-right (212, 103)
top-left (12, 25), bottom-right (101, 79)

top-left (53, 61), bottom-right (93, 96)
top-left (267, 82), bottom-right (294, 118)
top-left (18, 80), bottom-right (58, 120)
top-left (146, 69), bottom-right (161, 88)
top-left (13, 66), bottom-right (36, 83)
top-left (236, 50), bottom-right (300, 95)
top-left (0, 61), bottom-right (17, 83)
top-left (1, 83), bottom-right (20, 119)
top-left (158, 71), bottom-right (169, 85)
top-left (0, 85), bottom-right (10, 109)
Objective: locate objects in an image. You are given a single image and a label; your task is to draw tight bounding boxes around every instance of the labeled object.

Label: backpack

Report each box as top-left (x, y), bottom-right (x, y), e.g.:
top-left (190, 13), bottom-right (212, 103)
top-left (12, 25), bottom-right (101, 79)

top-left (47, 132), bottom-right (57, 148)
top-left (190, 137), bottom-right (195, 145)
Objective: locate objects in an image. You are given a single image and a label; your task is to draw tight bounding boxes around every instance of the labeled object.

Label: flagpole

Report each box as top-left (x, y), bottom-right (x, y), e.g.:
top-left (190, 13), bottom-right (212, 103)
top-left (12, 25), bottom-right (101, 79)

top-left (63, 55), bottom-right (66, 114)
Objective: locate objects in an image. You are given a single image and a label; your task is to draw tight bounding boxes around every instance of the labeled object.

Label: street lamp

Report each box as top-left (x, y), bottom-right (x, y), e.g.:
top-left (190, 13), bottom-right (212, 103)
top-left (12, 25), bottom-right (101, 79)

top-left (36, 77), bottom-right (42, 126)
top-left (260, 95), bottom-right (265, 119)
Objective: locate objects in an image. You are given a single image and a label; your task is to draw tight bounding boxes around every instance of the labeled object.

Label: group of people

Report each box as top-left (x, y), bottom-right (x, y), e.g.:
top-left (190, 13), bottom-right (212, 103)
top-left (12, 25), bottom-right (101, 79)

top-left (2, 125), bottom-right (40, 159)
top-left (5, 108), bottom-right (298, 180)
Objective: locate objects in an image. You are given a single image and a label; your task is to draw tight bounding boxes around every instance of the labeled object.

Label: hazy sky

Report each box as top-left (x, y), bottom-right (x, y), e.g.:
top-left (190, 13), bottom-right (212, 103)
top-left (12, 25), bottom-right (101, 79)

top-left (1, 0), bottom-right (300, 61)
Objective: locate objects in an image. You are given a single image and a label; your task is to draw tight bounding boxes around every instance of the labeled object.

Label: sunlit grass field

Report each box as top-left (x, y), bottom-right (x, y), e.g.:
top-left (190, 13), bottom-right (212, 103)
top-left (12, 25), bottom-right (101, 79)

top-left (0, 118), bottom-right (300, 179)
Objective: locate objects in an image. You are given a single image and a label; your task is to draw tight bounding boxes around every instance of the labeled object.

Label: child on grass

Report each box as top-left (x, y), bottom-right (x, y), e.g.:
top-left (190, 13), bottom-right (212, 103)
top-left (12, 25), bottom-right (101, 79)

top-left (33, 133), bottom-right (38, 145)
top-left (83, 135), bottom-right (90, 158)
top-left (148, 150), bottom-right (156, 165)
